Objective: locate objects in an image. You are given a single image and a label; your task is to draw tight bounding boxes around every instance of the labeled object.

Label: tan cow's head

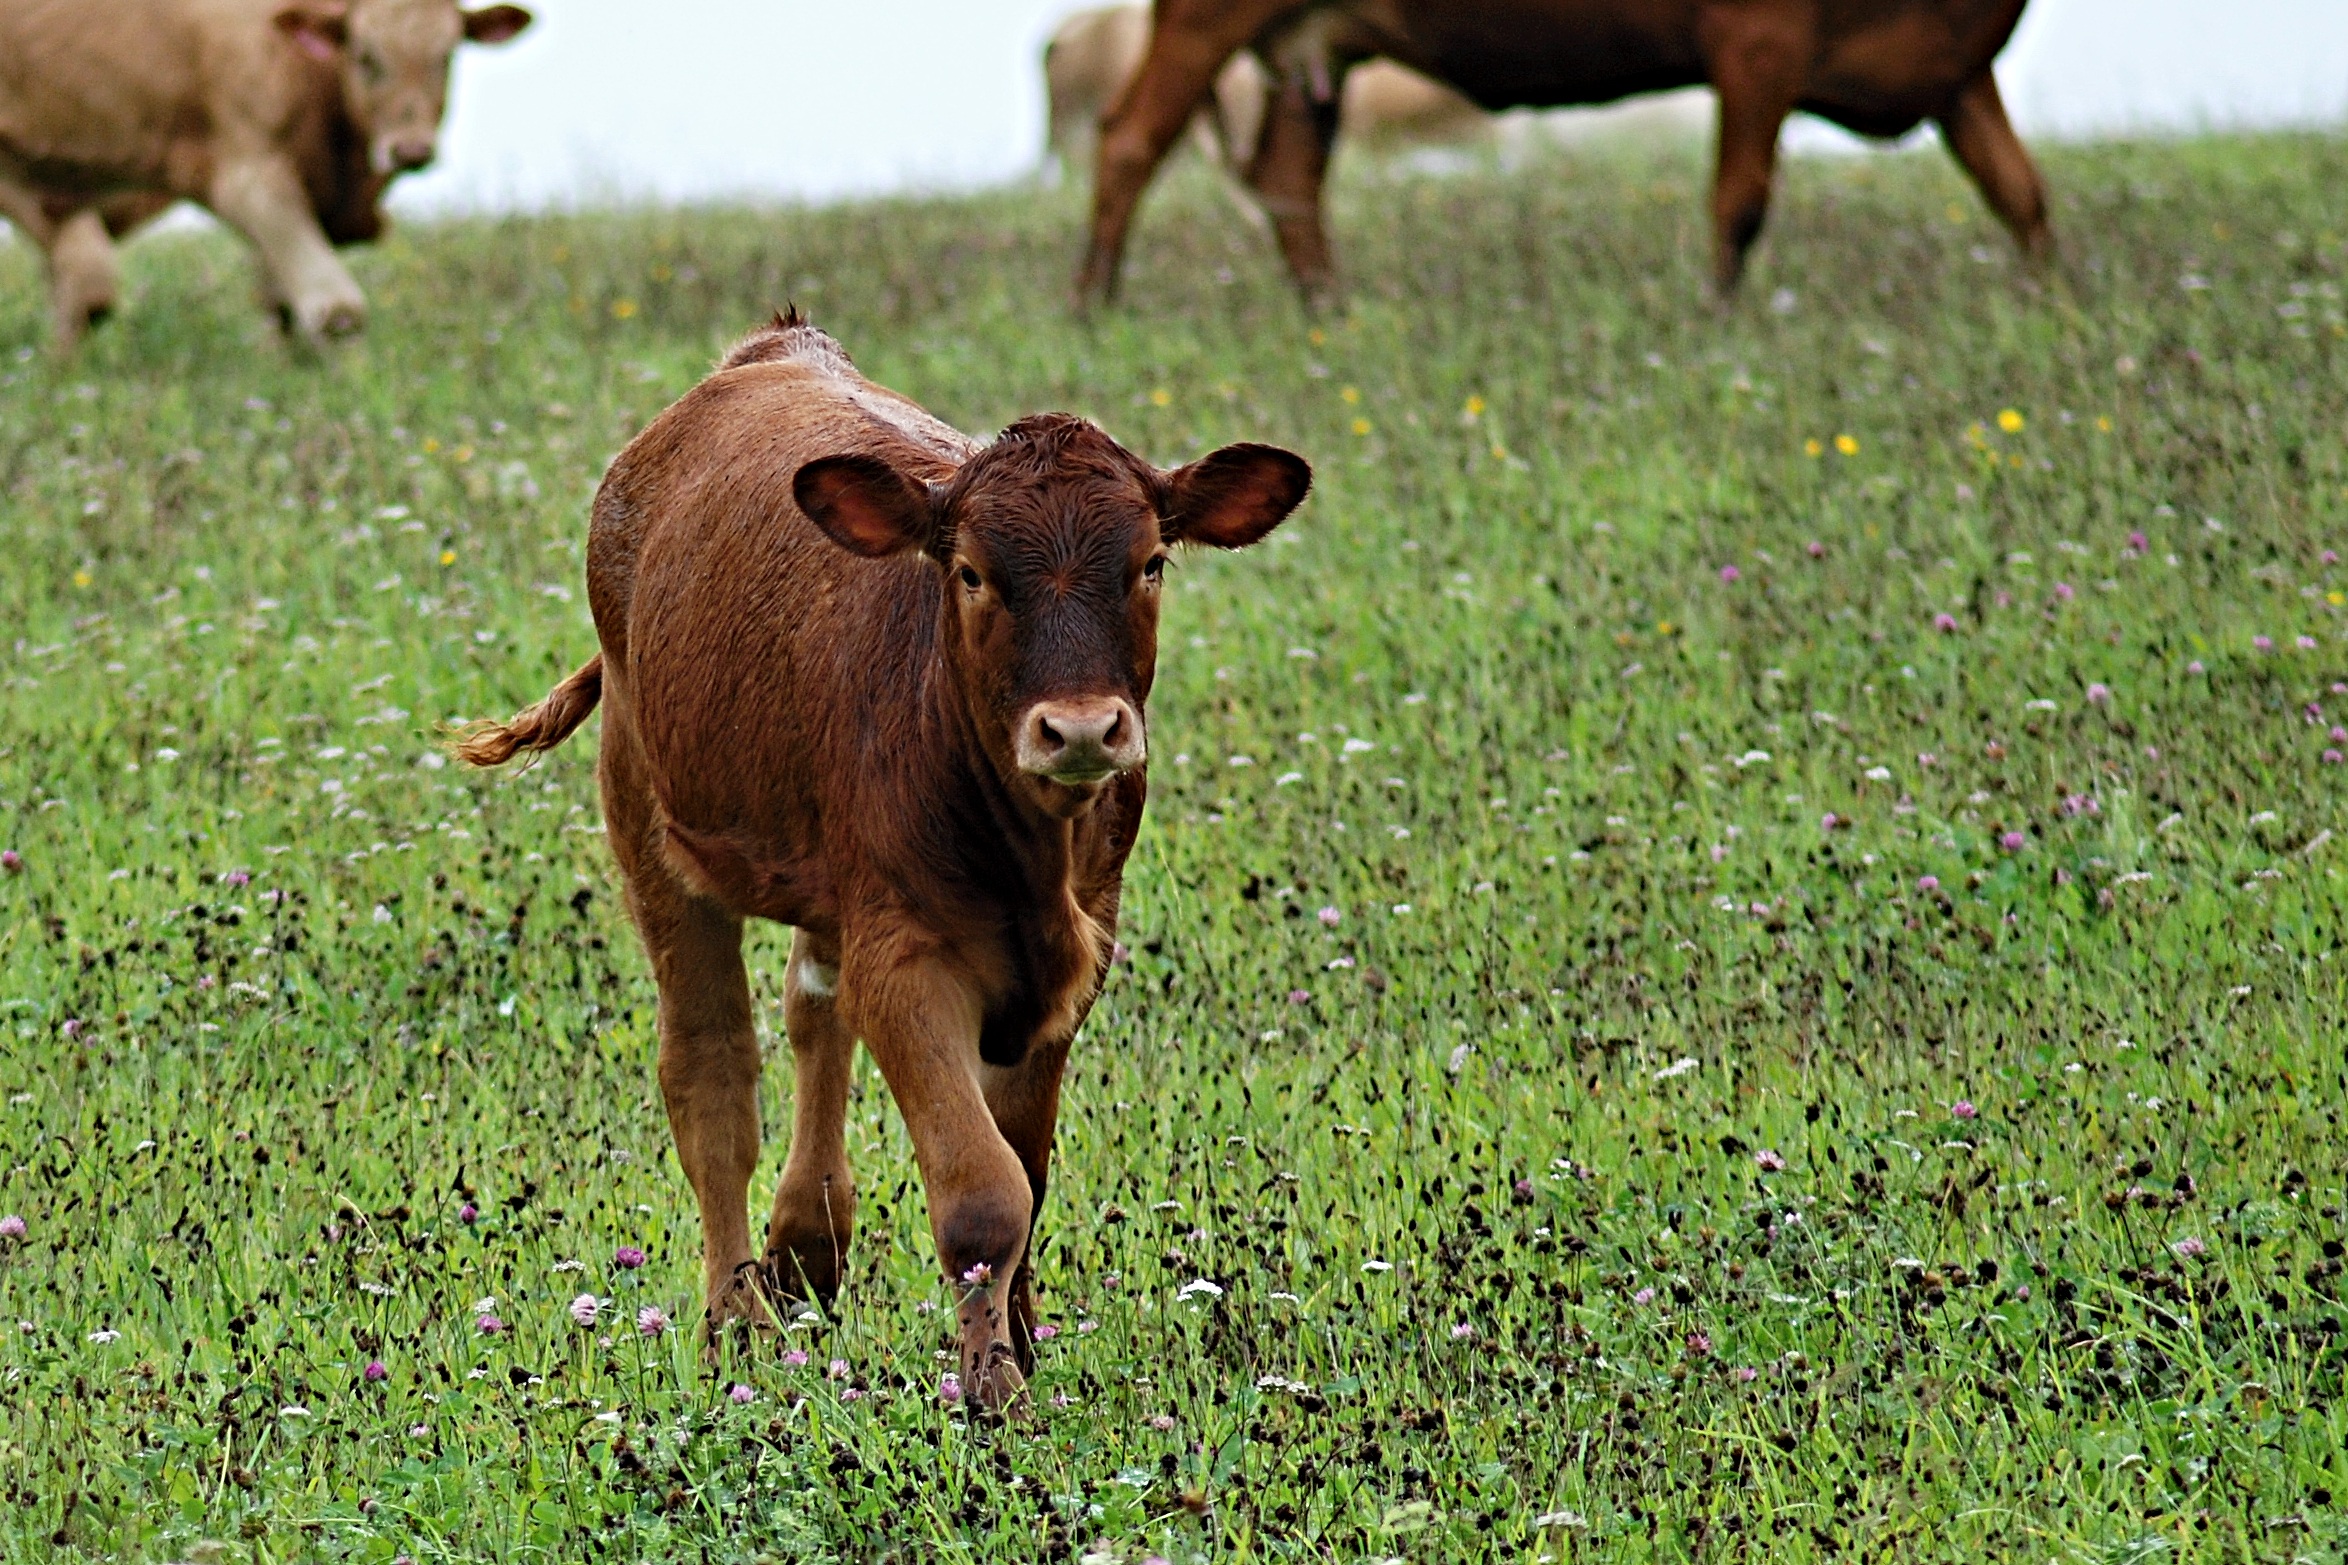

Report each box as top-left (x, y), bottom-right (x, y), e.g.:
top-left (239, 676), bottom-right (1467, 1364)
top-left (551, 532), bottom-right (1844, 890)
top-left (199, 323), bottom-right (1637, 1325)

top-left (275, 0), bottom-right (533, 176)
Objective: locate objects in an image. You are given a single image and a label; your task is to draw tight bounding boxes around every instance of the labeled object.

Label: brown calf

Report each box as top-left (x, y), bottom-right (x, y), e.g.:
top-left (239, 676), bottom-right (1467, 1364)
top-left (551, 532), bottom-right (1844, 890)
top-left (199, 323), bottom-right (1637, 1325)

top-left (459, 314), bottom-right (1310, 1410)
top-left (1078, 0), bottom-right (2050, 303)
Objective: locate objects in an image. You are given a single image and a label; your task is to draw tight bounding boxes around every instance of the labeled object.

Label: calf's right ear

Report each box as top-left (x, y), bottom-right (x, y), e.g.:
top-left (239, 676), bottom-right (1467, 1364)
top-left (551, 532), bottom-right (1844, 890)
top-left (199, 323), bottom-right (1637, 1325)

top-left (793, 454), bottom-right (943, 558)
top-left (1161, 443), bottom-right (1312, 549)
top-left (274, 1), bottom-right (349, 61)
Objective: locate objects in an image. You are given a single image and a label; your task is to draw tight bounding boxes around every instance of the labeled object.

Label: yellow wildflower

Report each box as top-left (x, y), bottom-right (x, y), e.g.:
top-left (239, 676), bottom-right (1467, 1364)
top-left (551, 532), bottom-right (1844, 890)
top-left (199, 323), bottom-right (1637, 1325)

top-left (1834, 434), bottom-right (1859, 456)
top-left (1997, 408), bottom-right (2024, 434)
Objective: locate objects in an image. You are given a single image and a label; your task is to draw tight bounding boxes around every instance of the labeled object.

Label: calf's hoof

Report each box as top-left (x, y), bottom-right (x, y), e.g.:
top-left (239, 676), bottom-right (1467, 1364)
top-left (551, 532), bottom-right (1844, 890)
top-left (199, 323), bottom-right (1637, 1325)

top-left (698, 1261), bottom-right (780, 1362)
top-left (964, 1341), bottom-right (1029, 1417)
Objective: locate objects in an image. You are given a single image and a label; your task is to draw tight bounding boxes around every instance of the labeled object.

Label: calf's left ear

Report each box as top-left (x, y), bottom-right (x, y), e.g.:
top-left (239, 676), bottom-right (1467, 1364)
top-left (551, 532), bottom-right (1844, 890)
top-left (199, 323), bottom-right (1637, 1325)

top-left (461, 5), bottom-right (533, 43)
top-left (1161, 443), bottom-right (1312, 549)
top-left (794, 453), bottom-right (944, 558)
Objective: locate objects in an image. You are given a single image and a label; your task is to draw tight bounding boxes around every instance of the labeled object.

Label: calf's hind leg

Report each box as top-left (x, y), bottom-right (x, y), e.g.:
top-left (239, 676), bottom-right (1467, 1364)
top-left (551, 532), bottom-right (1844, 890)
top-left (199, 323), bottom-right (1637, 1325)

top-left (760, 930), bottom-right (857, 1305)
top-left (627, 873), bottom-right (768, 1342)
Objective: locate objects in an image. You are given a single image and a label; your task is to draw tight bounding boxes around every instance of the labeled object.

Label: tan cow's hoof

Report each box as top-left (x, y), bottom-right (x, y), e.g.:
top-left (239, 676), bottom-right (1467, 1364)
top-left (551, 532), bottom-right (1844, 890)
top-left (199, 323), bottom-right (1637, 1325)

top-left (314, 301), bottom-right (367, 341)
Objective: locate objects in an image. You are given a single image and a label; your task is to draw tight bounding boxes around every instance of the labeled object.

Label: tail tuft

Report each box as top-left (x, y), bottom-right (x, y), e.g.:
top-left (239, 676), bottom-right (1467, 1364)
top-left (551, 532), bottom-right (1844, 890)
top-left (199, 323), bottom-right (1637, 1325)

top-left (453, 655), bottom-right (603, 767)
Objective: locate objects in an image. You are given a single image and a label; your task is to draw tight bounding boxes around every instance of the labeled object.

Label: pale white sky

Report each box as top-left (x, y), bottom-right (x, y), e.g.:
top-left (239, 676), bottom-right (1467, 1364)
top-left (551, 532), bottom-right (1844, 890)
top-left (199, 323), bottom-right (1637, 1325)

top-left (41, 0), bottom-right (2348, 217)
top-left (391, 0), bottom-right (2348, 211)
top-left (388, 0), bottom-right (2348, 211)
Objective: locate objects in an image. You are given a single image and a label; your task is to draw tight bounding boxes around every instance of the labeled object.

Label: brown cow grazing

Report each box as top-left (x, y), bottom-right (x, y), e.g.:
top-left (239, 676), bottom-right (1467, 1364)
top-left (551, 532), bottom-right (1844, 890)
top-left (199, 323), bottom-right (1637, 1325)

top-left (1077, 0), bottom-right (2051, 304)
top-left (0, 0), bottom-right (532, 348)
top-left (458, 313), bottom-right (1310, 1411)
top-left (1045, 3), bottom-right (1485, 186)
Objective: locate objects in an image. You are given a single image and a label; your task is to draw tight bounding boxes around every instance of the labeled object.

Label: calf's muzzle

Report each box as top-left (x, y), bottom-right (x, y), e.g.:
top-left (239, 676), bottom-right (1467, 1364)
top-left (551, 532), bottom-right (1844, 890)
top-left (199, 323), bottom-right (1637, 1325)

top-left (1015, 696), bottom-right (1145, 785)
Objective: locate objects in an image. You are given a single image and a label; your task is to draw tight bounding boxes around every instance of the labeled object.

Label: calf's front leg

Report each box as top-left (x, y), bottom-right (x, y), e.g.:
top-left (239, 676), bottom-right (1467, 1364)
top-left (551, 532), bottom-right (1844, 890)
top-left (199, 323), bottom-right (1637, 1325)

top-left (845, 955), bottom-right (1033, 1412)
top-left (983, 1037), bottom-right (1072, 1376)
top-left (207, 156), bottom-right (366, 341)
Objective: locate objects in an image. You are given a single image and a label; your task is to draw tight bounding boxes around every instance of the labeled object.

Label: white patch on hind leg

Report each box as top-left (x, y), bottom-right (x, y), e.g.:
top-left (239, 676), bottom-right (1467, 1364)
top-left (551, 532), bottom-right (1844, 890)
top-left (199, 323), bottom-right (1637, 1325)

top-left (792, 960), bottom-right (838, 999)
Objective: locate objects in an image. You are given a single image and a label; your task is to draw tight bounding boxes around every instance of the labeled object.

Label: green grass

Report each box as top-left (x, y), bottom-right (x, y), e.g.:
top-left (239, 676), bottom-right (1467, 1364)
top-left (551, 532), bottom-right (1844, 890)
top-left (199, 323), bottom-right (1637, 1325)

top-left (2, 129), bottom-right (2347, 1562)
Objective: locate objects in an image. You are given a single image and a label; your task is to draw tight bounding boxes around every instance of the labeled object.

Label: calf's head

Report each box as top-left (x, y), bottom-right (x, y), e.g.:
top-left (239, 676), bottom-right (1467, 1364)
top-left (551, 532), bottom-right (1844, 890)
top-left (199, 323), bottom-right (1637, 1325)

top-left (795, 417), bottom-right (1309, 817)
top-left (275, 0), bottom-right (533, 175)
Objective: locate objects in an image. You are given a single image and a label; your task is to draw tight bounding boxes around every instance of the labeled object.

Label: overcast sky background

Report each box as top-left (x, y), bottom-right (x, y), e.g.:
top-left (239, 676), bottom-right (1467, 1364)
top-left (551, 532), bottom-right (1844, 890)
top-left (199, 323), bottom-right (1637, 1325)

top-left (258, 1), bottom-right (2348, 212)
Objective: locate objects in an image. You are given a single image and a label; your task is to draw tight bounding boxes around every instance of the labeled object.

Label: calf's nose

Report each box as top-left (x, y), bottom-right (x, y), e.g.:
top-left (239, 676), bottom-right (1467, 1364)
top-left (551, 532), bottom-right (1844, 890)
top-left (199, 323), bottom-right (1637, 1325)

top-left (1017, 697), bottom-right (1145, 783)
top-left (386, 136), bottom-right (436, 171)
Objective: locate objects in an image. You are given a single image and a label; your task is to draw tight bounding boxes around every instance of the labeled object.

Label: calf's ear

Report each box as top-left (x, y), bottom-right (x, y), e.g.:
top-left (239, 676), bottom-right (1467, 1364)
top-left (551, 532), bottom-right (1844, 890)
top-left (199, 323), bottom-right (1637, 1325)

top-left (1161, 443), bottom-right (1311, 549)
top-left (793, 454), bottom-right (942, 558)
top-left (274, 1), bottom-right (349, 61)
top-left (461, 5), bottom-right (534, 44)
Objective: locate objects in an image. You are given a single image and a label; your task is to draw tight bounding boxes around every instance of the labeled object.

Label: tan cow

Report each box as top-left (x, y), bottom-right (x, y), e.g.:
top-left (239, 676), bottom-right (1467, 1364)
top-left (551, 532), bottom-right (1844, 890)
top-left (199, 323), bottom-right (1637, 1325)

top-left (0, 0), bottom-right (531, 348)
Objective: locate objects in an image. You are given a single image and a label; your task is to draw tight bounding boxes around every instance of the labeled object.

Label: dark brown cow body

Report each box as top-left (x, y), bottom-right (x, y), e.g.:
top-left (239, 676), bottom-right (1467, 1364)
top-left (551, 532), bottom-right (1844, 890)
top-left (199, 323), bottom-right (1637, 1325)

top-left (460, 315), bottom-right (1309, 1410)
top-left (1078, 0), bottom-right (2050, 301)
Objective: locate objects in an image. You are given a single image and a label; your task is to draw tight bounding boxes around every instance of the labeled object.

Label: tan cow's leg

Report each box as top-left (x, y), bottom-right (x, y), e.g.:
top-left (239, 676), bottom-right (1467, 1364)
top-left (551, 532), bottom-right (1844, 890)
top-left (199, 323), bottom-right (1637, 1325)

top-left (1245, 61), bottom-right (1349, 304)
top-left (0, 180), bottom-right (93, 352)
top-left (843, 954), bottom-right (1032, 1412)
top-left (1937, 70), bottom-right (2052, 262)
top-left (1702, 11), bottom-right (1811, 296)
top-left (207, 156), bottom-right (366, 341)
top-left (1079, 0), bottom-right (1288, 306)
top-left (982, 1037), bottom-right (1072, 1376)
top-left (48, 210), bottom-right (122, 346)
top-left (760, 930), bottom-right (857, 1306)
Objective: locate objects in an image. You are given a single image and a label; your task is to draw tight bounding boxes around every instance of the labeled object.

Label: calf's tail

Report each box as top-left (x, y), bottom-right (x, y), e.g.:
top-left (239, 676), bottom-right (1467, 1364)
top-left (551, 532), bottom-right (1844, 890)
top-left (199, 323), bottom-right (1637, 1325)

top-left (454, 655), bottom-right (603, 767)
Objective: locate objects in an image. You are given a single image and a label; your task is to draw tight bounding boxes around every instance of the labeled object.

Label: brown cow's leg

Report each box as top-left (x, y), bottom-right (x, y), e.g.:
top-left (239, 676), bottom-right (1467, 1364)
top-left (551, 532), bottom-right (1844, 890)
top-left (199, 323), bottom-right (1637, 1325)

top-left (759, 931), bottom-right (857, 1306)
top-left (1937, 70), bottom-right (2052, 262)
top-left (843, 954), bottom-right (1032, 1412)
top-left (982, 1038), bottom-right (1072, 1376)
top-left (1245, 62), bottom-right (1348, 304)
top-left (1703, 14), bottom-right (1810, 296)
top-left (1079, 0), bottom-right (1284, 307)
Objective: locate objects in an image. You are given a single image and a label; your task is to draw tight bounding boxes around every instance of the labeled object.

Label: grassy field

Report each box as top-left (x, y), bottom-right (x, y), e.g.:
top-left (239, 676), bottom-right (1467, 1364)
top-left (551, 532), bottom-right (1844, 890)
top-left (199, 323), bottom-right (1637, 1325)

top-left (2, 128), bottom-right (2346, 1562)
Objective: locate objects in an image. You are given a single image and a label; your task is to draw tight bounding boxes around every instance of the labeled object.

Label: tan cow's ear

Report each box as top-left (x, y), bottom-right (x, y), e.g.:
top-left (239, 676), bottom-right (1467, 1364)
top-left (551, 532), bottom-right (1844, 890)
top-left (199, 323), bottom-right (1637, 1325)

top-left (793, 454), bottom-right (941, 558)
top-left (1161, 443), bottom-right (1311, 549)
top-left (461, 5), bottom-right (534, 44)
top-left (274, 1), bottom-right (349, 61)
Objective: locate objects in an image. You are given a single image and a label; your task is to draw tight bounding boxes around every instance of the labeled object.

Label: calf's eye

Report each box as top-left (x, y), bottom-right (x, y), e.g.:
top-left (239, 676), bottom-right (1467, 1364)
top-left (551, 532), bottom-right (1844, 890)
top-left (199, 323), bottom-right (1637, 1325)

top-left (958, 565), bottom-right (983, 591)
top-left (1142, 555), bottom-right (1167, 583)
